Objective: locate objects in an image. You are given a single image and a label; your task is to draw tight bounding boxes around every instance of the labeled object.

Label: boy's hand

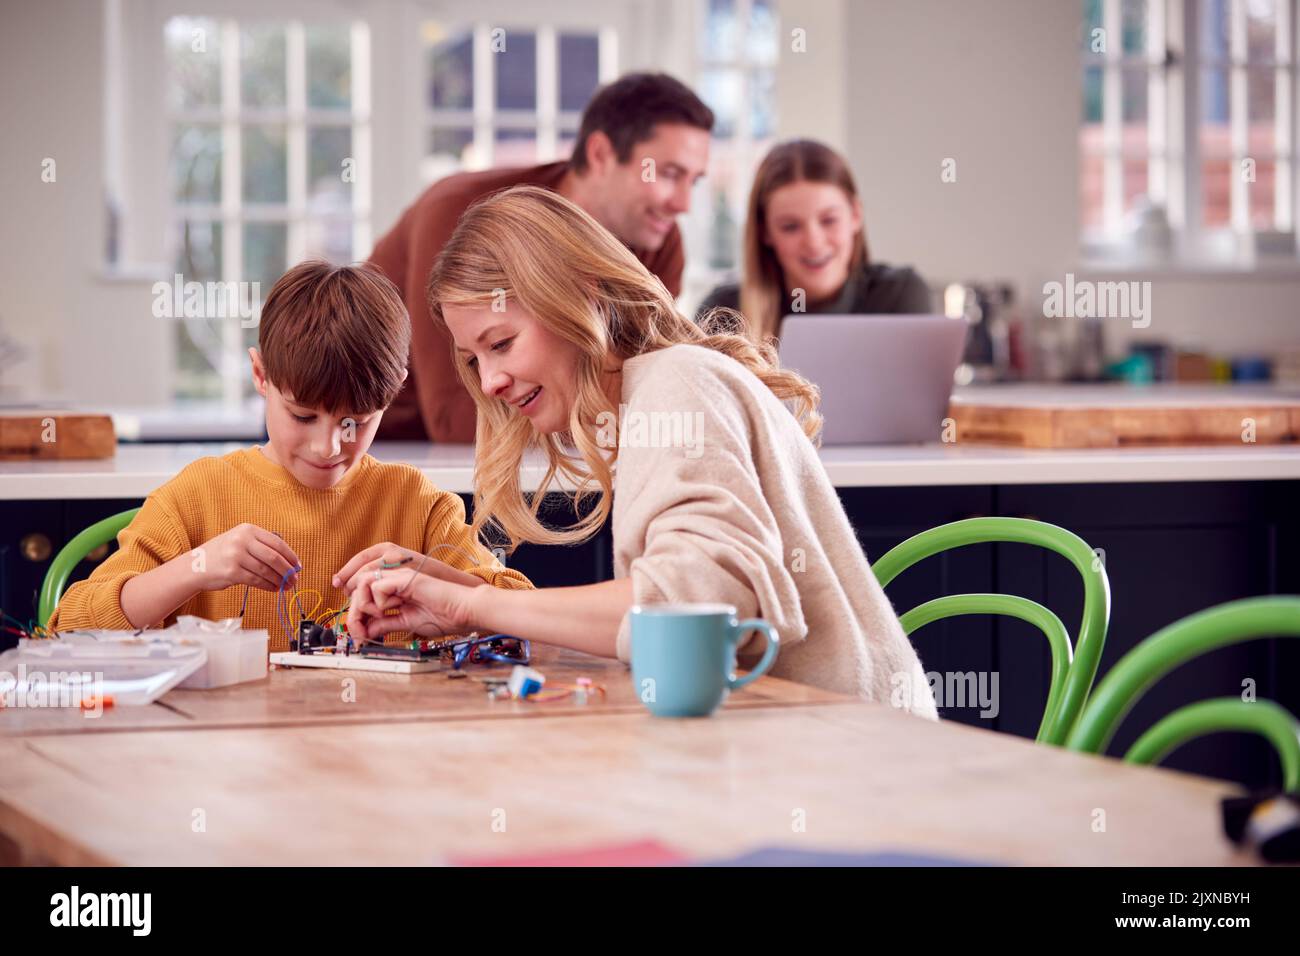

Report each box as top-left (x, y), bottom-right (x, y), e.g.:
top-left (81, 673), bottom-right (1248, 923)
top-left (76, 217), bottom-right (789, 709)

top-left (334, 542), bottom-right (484, 595)
top-left (195, 524), bottom-right (301, 592)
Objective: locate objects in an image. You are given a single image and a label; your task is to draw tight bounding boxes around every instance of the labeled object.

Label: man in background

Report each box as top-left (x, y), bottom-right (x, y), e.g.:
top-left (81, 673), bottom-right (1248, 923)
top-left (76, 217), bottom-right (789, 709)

top-left (369, 72), bottom-right (714, 442)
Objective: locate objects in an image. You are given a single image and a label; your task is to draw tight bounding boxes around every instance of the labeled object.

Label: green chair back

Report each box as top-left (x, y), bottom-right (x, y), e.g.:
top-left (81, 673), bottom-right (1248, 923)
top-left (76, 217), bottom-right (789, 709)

top-left (39, 508), bottom-right (140, 626)
top-left (1067, 596), bottom-right (1300, 789)
top-left (873, 517), bottom-right (1111, 744)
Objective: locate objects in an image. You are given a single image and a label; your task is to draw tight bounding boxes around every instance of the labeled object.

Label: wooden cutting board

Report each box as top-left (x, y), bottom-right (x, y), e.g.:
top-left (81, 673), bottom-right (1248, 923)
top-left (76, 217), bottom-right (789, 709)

top-left (948, 386), bottom-right (1300, 448)
top-left (0, 412), bottom-right (116, 460)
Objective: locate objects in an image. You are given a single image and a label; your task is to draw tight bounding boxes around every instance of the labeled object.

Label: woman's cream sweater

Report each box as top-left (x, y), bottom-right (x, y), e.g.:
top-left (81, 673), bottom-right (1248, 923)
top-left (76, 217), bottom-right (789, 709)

top-left (610, 343), bottom-right (938, 719)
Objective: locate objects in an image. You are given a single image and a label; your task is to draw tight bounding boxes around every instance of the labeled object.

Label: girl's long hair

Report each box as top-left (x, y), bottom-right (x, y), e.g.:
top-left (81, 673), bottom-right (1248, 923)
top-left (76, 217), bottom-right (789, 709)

top-left (738, 139), bottom-right (869, 342)
top-left (427, 185), bottom-right (822, 553)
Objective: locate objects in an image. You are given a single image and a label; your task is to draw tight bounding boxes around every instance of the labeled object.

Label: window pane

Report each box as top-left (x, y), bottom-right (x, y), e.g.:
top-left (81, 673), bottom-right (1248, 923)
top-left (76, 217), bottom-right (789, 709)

top-left (1246, 0), bottom-right (1277, 63)
top-left (1079, 148), bottom-right (1105, 231)
top-left (243, 125), bottom-right (287, 203)
top-left (428, 127), bottom-right (474, 163)
top-left (558, 33), bottom-right (599, 112)
top-left (304, 219), bottom-right (352, 265)
top-left (496, 30), bottom-right (537, 111)
top-left (1247, 65), bottom-right (1275, 126)
top-left (495, 128), bottom-right (537, 166)
top-left (166, 17), bottom-right (221, 110)
top-left (700, 68), bottom-right (741, 138)
top-left (306, 23), bottom-right (351, 109)
top-left (1246, 156), bottom-right (1276, 228)
top-left (173, 220), bottom-right (224, 400)
top-left (1122, 154), bottom-right (1148, 213)
top-left (175, 220), bottom-right (223, 281)
top-left (1082, 0), bottom-right (1103, 55)
top-left (748, 0), bottom-right (778, 64)
top-left (175, 321), bottom-right (221, 400)
top-left (426, 24), bottom-right (474, 110)
top-left (1082, 64), bottom-right (1103, 122)
top-left (702, 0), bottom-right (738, 59)
top-left (1121, 0), bottom-right (1146, 55)
top-left (1200, 67), bottom-right (1230, 133)
top-left (172, 125), bottom-right (222, 204)
top-left (558, 131), bottom-right (579, 162)
top-left (750, 70), bottom-right (775, 140)
top-left (1201, 0), bottom-right (1229, 59)
top-left (1202, 1), bottom-right (1275, 62)
top-left (308, 127), bottom-right (352, 208)
top-left (1202, 155), bottom-right (1232, 226)
top-left (243, 222), bottom-right (286, 289)
top-left (241, 24), bottom-right (286, 109)
top-left (1122, 68), bottom-right (1148, 155)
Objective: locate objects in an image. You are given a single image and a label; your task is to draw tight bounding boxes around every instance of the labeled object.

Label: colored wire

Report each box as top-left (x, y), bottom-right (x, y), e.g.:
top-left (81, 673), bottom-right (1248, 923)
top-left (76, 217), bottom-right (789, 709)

top-left (528, 684), bottom-right (607, 703)
top-left (295, 589), bottom-right (322, 622)
top-left (239, 585), bottom-right (250, 618)
top-left (318, 605), bottom-right (349, 627)
top-left (277, 566), bottom-right (301, 644)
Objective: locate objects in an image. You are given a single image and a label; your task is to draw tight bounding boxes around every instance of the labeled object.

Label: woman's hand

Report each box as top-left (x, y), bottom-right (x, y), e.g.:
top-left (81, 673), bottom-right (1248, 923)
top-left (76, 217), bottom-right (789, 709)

top-left (345, 569), bottom-right (478, 644)
top-left (332, 542), bottom-right (485, 595)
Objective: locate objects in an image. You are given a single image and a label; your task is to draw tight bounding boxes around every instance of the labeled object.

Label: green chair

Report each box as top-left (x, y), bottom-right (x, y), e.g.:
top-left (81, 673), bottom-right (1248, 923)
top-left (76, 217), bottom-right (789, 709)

top-left (38, 508), bottom-right (140, 626)
top-left (872, 517), bottom-right (1111, 744)
top-left (1067, 596), bottom-right (1300, 790)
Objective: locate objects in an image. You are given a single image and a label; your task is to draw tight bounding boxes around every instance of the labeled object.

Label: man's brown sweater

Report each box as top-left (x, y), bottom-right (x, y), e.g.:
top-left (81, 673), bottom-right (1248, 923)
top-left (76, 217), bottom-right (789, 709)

top-left (369, 161), bottom-right (685, 441)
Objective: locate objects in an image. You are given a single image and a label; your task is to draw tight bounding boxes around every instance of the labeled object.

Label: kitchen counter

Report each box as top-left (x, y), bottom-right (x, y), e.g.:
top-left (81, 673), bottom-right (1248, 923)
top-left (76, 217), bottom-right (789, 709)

top-left (1, 439), bottom-right (1298, 500)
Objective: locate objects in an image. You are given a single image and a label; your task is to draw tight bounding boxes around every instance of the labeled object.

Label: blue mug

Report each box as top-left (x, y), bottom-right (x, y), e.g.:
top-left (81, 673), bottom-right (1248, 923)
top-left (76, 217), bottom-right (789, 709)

top-left (628, 604), bottom-right (780, 717)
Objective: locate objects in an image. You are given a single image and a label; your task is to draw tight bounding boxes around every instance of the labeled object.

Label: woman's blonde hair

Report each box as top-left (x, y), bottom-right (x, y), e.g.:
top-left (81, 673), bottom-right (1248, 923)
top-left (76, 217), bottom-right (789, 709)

top-left (738, 139), bottom-right (869, 342)
top-left (427, 184), bottom-right (822, 553)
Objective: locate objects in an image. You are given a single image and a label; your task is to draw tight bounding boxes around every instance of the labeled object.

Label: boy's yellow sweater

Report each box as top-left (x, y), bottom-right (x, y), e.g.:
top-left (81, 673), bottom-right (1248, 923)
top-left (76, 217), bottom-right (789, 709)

top-left (48, 447), bottom-right (532, 650)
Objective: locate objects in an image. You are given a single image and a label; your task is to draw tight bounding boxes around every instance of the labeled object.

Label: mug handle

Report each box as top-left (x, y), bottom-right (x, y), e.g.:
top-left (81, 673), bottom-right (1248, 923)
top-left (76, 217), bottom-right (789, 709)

top-left (727, 619), bottom-right (780, 691)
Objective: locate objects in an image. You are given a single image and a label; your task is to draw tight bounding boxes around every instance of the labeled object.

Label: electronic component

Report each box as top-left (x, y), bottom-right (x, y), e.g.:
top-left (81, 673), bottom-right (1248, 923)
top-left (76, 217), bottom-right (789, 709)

top-left (291, 619), bottom-right (335, 655)
top-left (507, 665), bottom-right (546, 699)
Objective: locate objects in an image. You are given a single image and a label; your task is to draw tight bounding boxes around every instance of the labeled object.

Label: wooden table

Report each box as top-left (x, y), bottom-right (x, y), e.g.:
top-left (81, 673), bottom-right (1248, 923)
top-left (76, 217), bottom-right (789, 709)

top-left (0, 677), bottom-right (1251, 866)
top-left (0, 646), bottom-right (835, 737)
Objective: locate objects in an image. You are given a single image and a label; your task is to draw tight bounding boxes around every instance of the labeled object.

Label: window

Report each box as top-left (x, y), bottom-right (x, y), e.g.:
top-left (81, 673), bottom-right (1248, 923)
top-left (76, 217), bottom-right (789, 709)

top-left (421, 22), bottom-right (615, 183)
top-left (1080, 0), bottom-right (1299, 262)
top-left (165, 16), bottom-right (371, 402)
top-left (683, 0), bottom-right (779, 309)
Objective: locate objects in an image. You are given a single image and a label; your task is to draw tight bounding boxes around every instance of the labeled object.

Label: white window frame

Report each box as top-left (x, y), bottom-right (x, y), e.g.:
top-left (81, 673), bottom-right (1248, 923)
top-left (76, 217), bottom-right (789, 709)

top-left (422, 22), bottom-right (618, 179)
top-left (166, 16), bottom-right (373, 405)
top-left (108, 0), bottom-right (663, 406)
top-left (681, 0), bottom-right (780, 312)
top-left (1083, 0), bottom-right (1300, 265)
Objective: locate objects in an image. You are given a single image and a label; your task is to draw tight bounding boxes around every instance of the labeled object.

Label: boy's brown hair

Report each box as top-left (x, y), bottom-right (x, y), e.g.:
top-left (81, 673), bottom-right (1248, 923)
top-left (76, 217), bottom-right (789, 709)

top-left (258, 260), bottom-right (410, 414)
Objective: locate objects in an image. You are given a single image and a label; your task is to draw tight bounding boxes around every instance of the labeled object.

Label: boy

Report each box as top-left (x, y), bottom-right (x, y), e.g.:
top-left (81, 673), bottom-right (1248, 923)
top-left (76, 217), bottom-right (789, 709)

top-left (49, 261), bottom-right (530, 650)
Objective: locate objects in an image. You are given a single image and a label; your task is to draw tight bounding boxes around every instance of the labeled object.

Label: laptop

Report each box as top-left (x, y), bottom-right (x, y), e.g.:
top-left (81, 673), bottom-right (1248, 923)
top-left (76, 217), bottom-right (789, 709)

top-left (777, 314), bottom-right (969, 445)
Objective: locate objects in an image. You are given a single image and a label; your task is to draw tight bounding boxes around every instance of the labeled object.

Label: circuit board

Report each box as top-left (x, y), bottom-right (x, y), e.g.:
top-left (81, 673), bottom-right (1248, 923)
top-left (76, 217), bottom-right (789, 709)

top-left (269, 651), bottom-right (442, 674)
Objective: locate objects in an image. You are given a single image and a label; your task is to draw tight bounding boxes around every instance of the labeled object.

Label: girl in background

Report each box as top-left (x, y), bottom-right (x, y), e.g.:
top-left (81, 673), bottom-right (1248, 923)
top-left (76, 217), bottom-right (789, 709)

top-left (699, 139), bottom-right (931, 341)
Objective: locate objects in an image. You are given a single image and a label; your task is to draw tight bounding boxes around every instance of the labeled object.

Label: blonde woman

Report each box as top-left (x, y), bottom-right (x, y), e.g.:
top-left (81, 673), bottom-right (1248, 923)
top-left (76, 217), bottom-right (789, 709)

top-left (699, 139), bottom-right (931, 342)
top-left (338, 185), bottom-right (936, 714)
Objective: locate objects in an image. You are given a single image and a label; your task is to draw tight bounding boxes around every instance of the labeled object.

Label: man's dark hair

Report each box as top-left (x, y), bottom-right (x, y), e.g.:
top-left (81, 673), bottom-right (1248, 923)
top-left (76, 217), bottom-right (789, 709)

top-left (569, 72), bottom-right (714, 173)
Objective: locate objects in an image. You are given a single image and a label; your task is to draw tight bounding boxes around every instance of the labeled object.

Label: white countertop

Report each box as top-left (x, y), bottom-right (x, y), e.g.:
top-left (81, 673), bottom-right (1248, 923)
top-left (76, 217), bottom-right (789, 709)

top-left (1, 440), bottom-right (1297, 500)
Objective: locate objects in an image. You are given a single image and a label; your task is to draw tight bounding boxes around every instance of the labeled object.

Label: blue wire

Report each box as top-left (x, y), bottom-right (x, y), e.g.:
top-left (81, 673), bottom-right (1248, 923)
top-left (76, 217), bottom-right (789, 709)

top-left (277, 566), bottom-right (301, 645)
